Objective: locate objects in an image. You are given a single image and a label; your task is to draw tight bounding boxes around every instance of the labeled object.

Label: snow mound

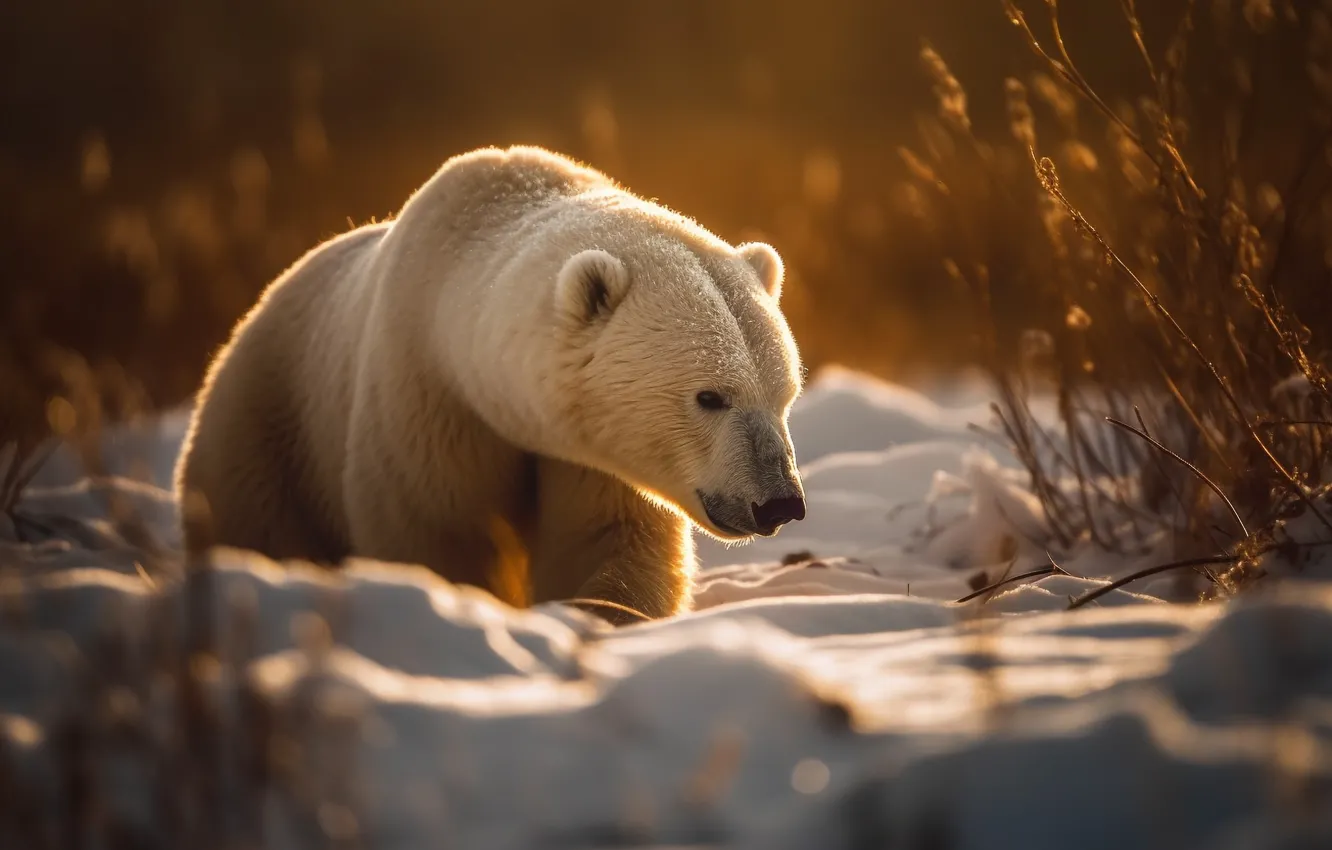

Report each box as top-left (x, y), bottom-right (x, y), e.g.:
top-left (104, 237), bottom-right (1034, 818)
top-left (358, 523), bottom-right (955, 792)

top-left (786, 365), bottom-right (999, 465)
top-left (3, 365), bottom-right (1331, 847)
top-left (4, 553), bottom-right (1332, 848)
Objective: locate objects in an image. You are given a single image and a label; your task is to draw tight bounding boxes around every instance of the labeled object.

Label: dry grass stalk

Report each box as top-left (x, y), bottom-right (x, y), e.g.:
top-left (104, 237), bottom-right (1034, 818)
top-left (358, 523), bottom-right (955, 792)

top-left (910, 0), bottom-right (1332, 599)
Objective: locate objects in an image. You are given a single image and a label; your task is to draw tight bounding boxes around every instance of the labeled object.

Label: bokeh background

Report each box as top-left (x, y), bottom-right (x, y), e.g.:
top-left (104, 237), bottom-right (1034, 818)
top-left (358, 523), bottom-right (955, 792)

top-left (0, 0), bottom-right (1307, 445)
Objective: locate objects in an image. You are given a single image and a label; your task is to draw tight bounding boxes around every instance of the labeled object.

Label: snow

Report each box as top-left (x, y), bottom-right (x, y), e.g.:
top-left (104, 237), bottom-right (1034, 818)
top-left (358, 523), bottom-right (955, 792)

top-left (4, 365), bottom-right (1332, 847)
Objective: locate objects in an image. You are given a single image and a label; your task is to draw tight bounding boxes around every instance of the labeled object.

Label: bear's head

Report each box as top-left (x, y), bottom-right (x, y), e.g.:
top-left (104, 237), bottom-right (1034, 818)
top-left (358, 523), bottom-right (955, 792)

top-left (551, 206), bottom-right (806, 542)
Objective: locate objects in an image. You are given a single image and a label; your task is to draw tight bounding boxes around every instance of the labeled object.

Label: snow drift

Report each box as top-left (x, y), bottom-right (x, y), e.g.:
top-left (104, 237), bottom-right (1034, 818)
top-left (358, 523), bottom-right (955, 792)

top-left (4, 366), bottom-right (1331, 849)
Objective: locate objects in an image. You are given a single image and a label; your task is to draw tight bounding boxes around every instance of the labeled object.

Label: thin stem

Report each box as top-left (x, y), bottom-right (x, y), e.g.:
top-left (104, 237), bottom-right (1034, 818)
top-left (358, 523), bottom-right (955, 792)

top-left (957, 567), bottom-right (1059, 603)
top-left (1119, 0), bottom-right (1157, 82)
top-left (958, 551), bottom-right (1072, 604)
top-left (1067, 554), bottom-right (1240, 609)
top-left (1105, 414), bottom-right (1248, 538)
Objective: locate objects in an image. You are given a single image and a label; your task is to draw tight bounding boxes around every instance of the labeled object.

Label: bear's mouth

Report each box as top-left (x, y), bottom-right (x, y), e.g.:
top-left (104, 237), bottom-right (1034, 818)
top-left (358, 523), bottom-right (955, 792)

top-left (707, 516), bottom-right (748, 537)
top-left (695, 490), bottom-right (755, 539)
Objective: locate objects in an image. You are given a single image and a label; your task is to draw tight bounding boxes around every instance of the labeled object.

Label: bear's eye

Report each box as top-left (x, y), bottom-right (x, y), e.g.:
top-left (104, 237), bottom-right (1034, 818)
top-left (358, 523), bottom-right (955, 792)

top-left (696, 390), bottom-right (730, 411)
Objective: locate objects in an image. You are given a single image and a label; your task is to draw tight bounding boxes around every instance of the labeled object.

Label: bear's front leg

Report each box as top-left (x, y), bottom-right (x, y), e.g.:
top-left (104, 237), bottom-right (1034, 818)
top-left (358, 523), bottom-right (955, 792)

top-left (529, 457), bottom-right (695, 623)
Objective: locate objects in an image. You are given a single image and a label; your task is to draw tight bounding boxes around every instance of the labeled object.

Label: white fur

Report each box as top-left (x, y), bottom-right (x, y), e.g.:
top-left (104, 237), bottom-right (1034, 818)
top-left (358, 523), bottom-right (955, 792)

top-left (174, 145), bottom-right (805, 620)
top-left (738, 242), bottom-right (785, 300)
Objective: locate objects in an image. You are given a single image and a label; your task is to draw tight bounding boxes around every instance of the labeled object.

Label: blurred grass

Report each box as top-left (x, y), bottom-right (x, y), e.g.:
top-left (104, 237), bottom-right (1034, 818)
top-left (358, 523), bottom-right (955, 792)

top-left (0, 0), bottom-right (1227, 445)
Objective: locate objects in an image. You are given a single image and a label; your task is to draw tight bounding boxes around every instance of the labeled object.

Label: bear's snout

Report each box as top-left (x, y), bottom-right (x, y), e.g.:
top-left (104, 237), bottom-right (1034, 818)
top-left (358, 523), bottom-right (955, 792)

top-left (751, 493), bottom-right (806, 536)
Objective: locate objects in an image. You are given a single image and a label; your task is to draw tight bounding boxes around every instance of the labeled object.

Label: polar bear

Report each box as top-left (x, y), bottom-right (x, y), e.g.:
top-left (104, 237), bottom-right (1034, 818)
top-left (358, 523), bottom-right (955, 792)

top-left (175, 145), bottom-right (806, 621)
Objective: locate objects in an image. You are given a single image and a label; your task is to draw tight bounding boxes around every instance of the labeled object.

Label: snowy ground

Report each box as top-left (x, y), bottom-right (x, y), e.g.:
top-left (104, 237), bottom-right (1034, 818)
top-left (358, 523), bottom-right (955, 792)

top-left (5, 366), bottom-right (1332, 848)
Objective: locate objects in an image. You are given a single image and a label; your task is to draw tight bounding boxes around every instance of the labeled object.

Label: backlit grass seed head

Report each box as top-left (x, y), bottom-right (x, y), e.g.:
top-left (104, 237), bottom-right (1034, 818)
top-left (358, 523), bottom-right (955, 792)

top-left (920, 44), bottom-right (971, 135)
top-left (1040, 194), bottom-right (1070, 259)
top-left (892, 182), bottom-right (932, 225)
top-left (1032, 154), bottom-right (1102, 249)
top-left (1109, 121), bottom-right (1153, 195)
top-left (1031, 72), bottom-right (1079, 133)
top-left (1065, 304), bottom-right (1092, 331)
top-left (1237, 224), bottom-right (1263, 276)
top-left (1140, 98), bottom-right (1190, 151)
top-left (1035, 156), bottom-right (1060, 193)
top-left (915, 113), bottom-right (959, 163)
top-left (897, 146), bottom-right (941, 187)
top-left (1061, 141), bottom-right (1098, 173)
top-left (1220, 198), bottom-right (1264, 277)
top-left (1243, 0), bottom-right (1276, 32)
top-left (942, 258), bottom-right (965, 290)
top-left (1003, 0), bottom-right (1025, 28)
top-left (1255, 183), bottom-right (1283, 221)
top-left (1004, 78), bottom-right (1036, 149)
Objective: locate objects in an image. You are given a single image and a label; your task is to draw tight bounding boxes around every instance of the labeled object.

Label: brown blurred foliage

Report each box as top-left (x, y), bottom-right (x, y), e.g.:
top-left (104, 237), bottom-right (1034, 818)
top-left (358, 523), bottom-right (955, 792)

top-left (0, 0), bottom-right (1316, 447)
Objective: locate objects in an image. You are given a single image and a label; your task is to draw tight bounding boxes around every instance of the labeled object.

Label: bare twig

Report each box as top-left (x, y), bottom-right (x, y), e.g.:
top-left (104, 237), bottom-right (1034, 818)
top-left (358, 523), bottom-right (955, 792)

top-left (1, 439), bottom-right (58, 513)
top-left (1067, 554), bottom-right (1240, 609)
top-left (957, 554), bottom-right (1070, 604)
top-left (1105, 413), bottom-right (1249, 538)
top-left (1118, 0), bottom-right (1157, 83)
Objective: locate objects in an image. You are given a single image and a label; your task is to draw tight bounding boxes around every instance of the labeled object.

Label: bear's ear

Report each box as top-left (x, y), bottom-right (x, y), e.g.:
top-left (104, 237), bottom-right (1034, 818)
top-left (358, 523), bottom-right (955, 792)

top-left (738, 242), bottom-right (785, 301)
top-left (555, 249), bottom-right (631, 324)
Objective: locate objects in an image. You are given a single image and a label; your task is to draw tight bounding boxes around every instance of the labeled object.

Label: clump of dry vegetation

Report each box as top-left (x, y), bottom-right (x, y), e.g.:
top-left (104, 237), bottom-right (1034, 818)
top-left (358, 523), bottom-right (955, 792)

top-left (905, 0), bottom-right (1332, 599)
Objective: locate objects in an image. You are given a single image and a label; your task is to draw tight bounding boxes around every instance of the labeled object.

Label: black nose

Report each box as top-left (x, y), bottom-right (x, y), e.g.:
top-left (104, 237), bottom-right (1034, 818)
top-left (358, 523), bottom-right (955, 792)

top-left (751, 494), bottom-right (806, 535)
